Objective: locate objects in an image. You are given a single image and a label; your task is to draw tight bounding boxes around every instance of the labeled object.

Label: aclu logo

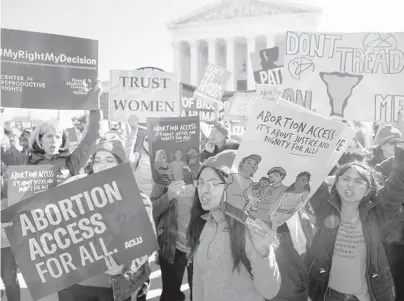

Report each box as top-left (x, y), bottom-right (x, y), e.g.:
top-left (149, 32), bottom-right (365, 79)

top-left (125, 236), bottom-right (143, 249)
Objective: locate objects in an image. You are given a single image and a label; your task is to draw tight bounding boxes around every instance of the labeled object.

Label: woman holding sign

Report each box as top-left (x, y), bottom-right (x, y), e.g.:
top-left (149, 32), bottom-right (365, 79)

top-left (305, 145), bottom-right (404, 301)
top-left (187, 150), bottom-right (281, 301)
top-left (26, 81), bottom-right (102, 182)
top-left (58, 138), bottom-right (155, 301)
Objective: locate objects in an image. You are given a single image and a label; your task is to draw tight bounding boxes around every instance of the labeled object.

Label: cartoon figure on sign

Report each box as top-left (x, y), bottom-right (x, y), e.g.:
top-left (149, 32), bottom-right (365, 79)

top-left (224, 154), bottom-right (261, 210)
top-left (271, 171), bottom-right (311, 225)
top-left (243, 177), bottom-right (271, 213)
top-left (260, 47), bottom-right (280, 70)
top-left (320, 71), bottom-right (363, 118)
top-left (186, 147), bottom-right (200, 181)
top-left (154, 149), bottom-right (173, 185)
top-left (170, 150), bottom-right (186, 181)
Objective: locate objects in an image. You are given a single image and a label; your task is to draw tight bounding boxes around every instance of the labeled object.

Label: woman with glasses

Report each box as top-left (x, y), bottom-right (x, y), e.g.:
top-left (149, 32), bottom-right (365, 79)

top-left (305, 145), bottom-right (404, 301)
top-left (187, 150), bottom-right (281, 301)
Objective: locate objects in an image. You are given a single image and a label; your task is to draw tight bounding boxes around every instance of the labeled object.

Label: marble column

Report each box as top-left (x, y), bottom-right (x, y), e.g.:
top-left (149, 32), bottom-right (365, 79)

top-left (226, 37), bottom-right (235, 91)
top-left (208, 39), bottom-right (217, 65)
top-left (189, 40), bottom-right (200, 86)
top-left (172, 41), bottom-right (182, 82)
top-left (246, 36), bottom-right (256, 90)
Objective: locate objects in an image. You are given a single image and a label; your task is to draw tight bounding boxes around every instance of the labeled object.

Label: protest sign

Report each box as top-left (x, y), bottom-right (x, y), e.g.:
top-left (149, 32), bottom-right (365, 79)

top-left (257, 84), bottom-right (283, 102)
top-left (147, 116), bottom-right (200, 184)
top-left (66, 127), bottom-right (79, 153)
top-left (219, 98), bottom-right (355, 227)
top-left (1, 28), bottom-right (98, 110)
top-left (6, 165), bottom-right (57, 208)
top-left (250, 47), bottom-right (284, 85)
top-left (283, 31), bottom-right (404, 122)
top-left (225, 92), bottom-right (258, 119)
top-left (193, 64), bottom-right (230, 107)
top-left (1, 163), bottom-right (158, 300)
top-left (109, 69), bottom-right (179, 123)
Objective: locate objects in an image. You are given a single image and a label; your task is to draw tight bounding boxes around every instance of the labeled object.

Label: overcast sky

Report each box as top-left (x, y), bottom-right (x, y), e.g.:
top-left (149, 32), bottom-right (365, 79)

top-left (2, 0), bottom-right (403, 120)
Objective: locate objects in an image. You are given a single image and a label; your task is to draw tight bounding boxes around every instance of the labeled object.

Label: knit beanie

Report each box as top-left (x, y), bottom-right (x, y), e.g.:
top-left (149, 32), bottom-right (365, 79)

top-left (93, 138), bottom-right (127, 163)
top-left (373, 124), bottom-right (403, 148)
top-left (201, 149), bottom-right (237, 175)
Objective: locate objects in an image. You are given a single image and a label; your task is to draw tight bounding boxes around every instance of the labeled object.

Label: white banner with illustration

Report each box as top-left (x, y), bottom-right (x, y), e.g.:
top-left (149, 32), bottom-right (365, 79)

top-left (109, 70), bottom-right (179, 123)
top-left (283, 32), bottom-right (404, 122)
top-left (220, 98), bottom-right (356, 226)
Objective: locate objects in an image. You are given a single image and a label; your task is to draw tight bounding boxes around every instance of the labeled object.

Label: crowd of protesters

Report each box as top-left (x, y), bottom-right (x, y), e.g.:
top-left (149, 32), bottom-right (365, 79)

top-left (1, 81), bottom-right (404, 301)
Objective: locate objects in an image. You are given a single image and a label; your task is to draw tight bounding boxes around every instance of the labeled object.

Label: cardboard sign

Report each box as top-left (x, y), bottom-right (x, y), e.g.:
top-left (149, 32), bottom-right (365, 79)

top-left (250, 47), bottom-right (284, 84)
top-left (1, 163), bottom-right (158, 300)
top-left (66, 127), bottom-right (79, 153)
top-left (6, 165), bottom-right (57, 207)
top-left (109, 69), bottom-right (179, 123)
top-left (147, 116), bottom-right (200, 184)
top-left (193, 64), bottom-right (230, 107)
top-left (225, 92), bottom-right (258, 119)
top-left (283, 31), bottom-right (404, 122)
top-left (220, 98), bottom-right (355, 227)
top-left (1, 28), bottom-right (98, 110)
top-left (257, 84), bottom-right (283, 102)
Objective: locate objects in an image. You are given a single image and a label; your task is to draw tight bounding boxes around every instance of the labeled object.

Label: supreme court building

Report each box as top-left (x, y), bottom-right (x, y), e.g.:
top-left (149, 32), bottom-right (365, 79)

top-left (167, 0), bottom-right (321, 91)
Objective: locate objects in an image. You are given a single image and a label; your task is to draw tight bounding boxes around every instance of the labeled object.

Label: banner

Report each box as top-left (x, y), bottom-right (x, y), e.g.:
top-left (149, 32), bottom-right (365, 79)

top-left (220, 98), bottom-right (355, 227)
top-left (193, 64), bottom-right (230, 106)
top-left (1, 28), bottom-right (99, 110)
top-left (283, 31), bottom-right (404, 122)
top-left (109, 69), bottom-right (179, 123)
top-left (250, 47), bottom-right (284, 84)
top-left (6, 165), bottom-right (57, 208)
top-left (1, 163), bottom-right (158, 300)
top-left (147, 116), bottom-right (200, 184)
top-left (66, 127), bottom-right (79, 153)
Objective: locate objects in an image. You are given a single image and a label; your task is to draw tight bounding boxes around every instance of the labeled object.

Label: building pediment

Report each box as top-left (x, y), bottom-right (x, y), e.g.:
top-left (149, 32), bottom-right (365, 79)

top-left (168, 0), bottom-right (320, 27)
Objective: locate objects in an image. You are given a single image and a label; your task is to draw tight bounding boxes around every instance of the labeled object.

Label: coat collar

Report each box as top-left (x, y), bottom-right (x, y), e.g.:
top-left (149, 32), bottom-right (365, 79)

top-left (29, 151), bottom-right (69, 164)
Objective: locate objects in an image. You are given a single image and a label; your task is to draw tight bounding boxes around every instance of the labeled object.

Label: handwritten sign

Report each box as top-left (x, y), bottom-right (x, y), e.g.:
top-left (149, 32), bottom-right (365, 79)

top-left (6, 165), bottom-right (57, 207)
top-left (1, 163), bottom-right (158, 300)
top-left (147, 116), bottom-right (200, 184)
top-left (220, 98), bottom-right (355, 227)
top-left (109, 69), bottom-right (179, 123)
top-left (225, 92), bottom-right (258, 119)
top-left (257, 84), bottom-right (283, 102)
top-left (193, 64), bottom-right (230, 107)
top-left (283, 31), bottom-right (404, 122)
top-left (1, 28), bottom-right (99, 110)
top-left (250, 47), bottom-right (284, 84)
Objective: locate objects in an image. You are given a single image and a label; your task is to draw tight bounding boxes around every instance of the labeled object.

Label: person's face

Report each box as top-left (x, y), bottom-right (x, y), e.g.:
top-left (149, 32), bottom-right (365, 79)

top-left (268, 172), bottom-right (283, 185)
top-left (7, 134), bottom-right (19, 148)
top-left (75, 123), bottom-right (85, 132)
top-left (295, 175), bottom-right (309, 191)
top-left (380, 140), bottom-right (398, 159)
top-left (242, 158), bottom-right (258, 175)
top-left (260, 179), bottom-right (270, 188)
top-left (336, 167), bottom-right (370, 204)
top-left (41, 127), bottom-right (63, 156)
top-left (187, 148), bottom-right (198, 158)
top-left (197, 167), bottom-right (226, 211)
top-left (210, 129), bottom-right (226, 145)
top-left (92, 150), bottom-right (119, 173)
top-left (19, 136), bottom-right (29, 149)
top-left (175, 151), bottom-right (182, 160)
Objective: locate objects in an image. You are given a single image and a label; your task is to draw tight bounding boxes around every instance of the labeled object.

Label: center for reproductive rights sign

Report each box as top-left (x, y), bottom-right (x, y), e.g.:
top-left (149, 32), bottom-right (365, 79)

top-left (2, 163), bottom-right (158, 300)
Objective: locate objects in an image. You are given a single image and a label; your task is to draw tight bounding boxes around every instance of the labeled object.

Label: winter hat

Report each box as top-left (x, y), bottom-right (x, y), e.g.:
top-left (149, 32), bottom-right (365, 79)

top-left (92, 138), bottom-right (127, 163)
top-left (372, 124), bottom-right (403, 148)
top-left (201, 150), bottom-right (237, 175)
top-left (212, 122), bottom-right (230, 138)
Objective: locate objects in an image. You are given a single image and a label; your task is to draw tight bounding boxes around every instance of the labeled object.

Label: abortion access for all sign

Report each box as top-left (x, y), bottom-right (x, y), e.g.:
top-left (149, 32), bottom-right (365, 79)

top-left (283, 31), bottom-right (404, 122)
top-left (1, 28), bottom-right (99, 110)
top-left (2, 163), bottom-right (158, 300)
top-left (109, 69), bottom-right (179, 123)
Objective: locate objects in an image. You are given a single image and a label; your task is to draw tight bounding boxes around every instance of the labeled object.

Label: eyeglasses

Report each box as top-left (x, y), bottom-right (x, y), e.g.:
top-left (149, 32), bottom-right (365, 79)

top-left (194, 179), bottom-right (224, 189)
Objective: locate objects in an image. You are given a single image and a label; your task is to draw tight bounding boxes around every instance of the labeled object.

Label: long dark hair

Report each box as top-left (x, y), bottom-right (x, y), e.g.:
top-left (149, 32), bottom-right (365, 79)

top-left (187, 166), bottom-right (252, 276)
